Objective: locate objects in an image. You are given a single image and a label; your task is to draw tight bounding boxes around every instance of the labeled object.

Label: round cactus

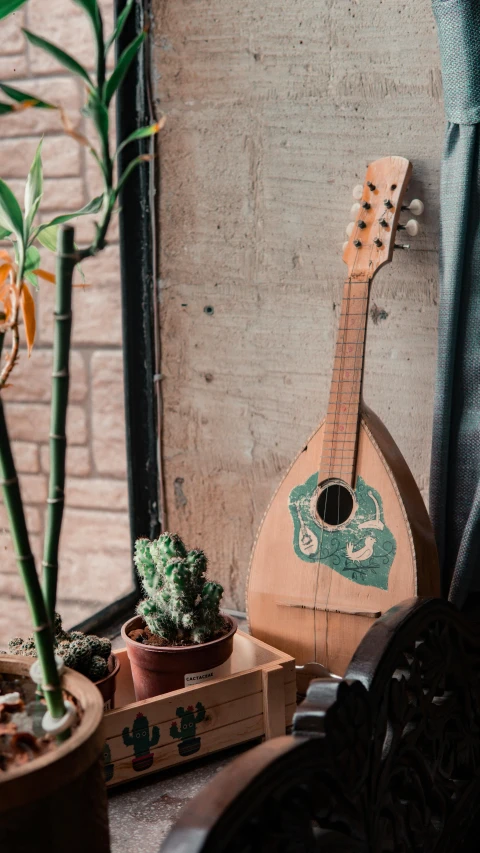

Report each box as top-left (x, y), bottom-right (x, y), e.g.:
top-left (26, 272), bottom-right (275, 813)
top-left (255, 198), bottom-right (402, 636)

top-left (87, 655), bottom-right (108, 681)
top-left (8, 637), bottom-right (24, 651)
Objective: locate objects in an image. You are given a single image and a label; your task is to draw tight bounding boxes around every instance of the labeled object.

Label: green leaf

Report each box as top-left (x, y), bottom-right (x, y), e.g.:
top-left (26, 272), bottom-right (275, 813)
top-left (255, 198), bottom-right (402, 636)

top-left (34, 195), bottom-right (104, 246)
top-left (25, 245), bottom-right (41, 273)
top-left (115, 154), bottom-right (150, 197)
top-left (115, 119), bottom-right (165, 157)
top-left (35, 224), bottom-right (58, 252)
top-left (87, 94), bottom-right (109, 154)
top-left (104, 30), bottom-right (145, 105)
top-left (0, 83), bottom-right (55, 109)
top-left (0, 0), bottom-right (28, 20)
top-left (105, 0), bottom-right (134, 52)
top-left (25, 271), bottom-right (39, 290)
top-left (24, 139), bottom-right (43, 235)
top-left (22, 29), bottom-right (94, 88)
top-left (0, 179), bottom-right (23, 241)
top-left (0, 226), bottom-right (12, 241)
top-left (0, 102), bottom-right (14, 115)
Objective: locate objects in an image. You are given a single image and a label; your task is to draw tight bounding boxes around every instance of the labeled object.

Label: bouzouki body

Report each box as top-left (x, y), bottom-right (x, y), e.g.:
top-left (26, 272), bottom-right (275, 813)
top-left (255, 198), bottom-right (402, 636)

top-left (247, 157), bottom-right (439, 675)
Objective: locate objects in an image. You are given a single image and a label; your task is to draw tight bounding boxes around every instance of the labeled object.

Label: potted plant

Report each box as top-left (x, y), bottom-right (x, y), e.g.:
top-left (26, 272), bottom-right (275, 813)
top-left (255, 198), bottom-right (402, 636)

top-left (0, 0), bottom-right (163, 848)
top-left (8, 613), bottom-right (120, 710)
top-left (122, 533), bottom-right (237, 700)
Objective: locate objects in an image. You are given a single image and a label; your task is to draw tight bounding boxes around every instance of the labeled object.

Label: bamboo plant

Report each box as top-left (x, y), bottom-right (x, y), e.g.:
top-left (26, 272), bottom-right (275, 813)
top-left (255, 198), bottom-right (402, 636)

top-left (0, 0), bottom-right (163, 733)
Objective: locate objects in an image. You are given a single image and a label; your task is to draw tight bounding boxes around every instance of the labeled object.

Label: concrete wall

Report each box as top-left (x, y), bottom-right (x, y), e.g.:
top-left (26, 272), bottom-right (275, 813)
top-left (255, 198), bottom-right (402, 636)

top-left (154, 0), bottom-right (443, 610)
top-left (0, 0), bottom-right (132, 645)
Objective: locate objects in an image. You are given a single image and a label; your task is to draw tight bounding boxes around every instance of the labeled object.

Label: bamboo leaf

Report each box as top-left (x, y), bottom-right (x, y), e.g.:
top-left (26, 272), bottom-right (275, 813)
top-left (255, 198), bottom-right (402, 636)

top-left (35, 225), bottom-right (58, 252)
top-left (0, 0), bottom-right (28, 20)
top-left (105, 0), bottom-right (134, 52)
top-left (25, 270), bottom-right (39, 289)
top-left (24, 139), bottom-right (43, 234)
top-left (115, 117), bottom-right (166, 157)
top-left (0, 102), bottom-right (14, 115)
top-left (25, 246), bottom-right (41, 273)
top-left (33, 268), bottom-right (55, 283)
top-left (115, 154), bottom-right (152, 196)
top-left (104, 30), bottom-right (145, 105)
top-left (0, 83), bottom-right (55, 109)
top-left (0, 226), bottom-right (12, 241)
top-left (0, 179), bottom-right (23, 240)
top-left (20, 282), bottom-right (36, 353)
top-left (22, 29), bottom-right (94, 88)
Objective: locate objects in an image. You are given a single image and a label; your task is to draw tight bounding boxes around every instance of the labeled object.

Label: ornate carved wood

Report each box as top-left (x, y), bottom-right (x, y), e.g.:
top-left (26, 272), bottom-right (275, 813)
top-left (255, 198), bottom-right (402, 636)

top-left (160, 598), bottom-right (480, 852)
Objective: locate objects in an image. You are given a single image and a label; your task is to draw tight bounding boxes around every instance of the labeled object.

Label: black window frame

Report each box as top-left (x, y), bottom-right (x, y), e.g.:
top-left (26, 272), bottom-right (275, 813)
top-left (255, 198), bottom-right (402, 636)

top-left (73, 0), bottom-right (161, 635)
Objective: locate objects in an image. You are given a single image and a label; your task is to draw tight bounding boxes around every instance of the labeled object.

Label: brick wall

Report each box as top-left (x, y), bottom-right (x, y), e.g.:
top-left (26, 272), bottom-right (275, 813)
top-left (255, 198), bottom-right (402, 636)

top-left (0, 0), bottom-right (133, 645)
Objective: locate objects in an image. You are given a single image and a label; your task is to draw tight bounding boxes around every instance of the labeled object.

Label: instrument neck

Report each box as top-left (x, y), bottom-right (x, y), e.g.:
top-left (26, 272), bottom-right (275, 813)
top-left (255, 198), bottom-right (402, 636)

top-left (319, 279), bottom-right (370, 488)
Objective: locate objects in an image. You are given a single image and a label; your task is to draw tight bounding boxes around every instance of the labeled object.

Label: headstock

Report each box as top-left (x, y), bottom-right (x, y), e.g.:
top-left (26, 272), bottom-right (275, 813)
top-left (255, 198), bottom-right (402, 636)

top-left (342, 156), bottom-right (421, 281)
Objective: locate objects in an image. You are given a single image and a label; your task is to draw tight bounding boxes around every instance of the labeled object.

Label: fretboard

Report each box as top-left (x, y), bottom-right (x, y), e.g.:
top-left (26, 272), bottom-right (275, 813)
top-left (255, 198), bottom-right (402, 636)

top-left (319, 280), bottom-right (370, 487)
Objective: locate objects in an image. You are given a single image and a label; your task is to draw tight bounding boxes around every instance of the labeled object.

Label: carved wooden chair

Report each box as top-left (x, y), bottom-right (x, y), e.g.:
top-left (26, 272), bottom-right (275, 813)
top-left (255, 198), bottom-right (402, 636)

top-left (161, 598), bottom-right (480, 852)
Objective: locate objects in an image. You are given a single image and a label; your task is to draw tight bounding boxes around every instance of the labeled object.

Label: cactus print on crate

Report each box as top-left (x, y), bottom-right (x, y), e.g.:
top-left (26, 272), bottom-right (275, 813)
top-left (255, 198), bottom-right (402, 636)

top-left (288, 474), bottom-right (396, 589)
top-left (122, 712), bottom-right (160, 772)
top-left (103, 742), bottom-right (114, 782)
top-left (170, 702), bottom-right (206, 757)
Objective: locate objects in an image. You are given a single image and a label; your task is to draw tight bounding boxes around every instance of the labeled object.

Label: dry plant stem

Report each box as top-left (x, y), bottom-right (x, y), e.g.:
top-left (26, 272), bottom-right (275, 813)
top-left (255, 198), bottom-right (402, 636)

top-left (0, 332), bottom-right (66, 725)
top-left (42, 225), bottom-right (75, 621)
top-left (0, 273), bottom-right (21, 389)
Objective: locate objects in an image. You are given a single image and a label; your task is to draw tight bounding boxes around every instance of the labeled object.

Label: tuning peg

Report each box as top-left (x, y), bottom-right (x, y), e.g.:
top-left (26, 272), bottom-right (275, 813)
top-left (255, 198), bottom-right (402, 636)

top-left (405, 219), bottom-right (419, 236)
top-left (352, 185), bottom-right (363, 200)
top-left (343, 241), bottom-right (349, 252)
top-left (402, 198), bottom-right (424, 216)
top-left (346, 222), bottom-right (355, 237)
top-left (350, 202), bottom-right (361, 216)
top-left (394, 243), bottom-right (410, 250)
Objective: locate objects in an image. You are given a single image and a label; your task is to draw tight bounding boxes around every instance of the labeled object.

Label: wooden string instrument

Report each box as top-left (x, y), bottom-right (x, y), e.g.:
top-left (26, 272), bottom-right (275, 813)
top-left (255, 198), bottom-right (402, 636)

top-left (247, 156), bottom-right (439, 676)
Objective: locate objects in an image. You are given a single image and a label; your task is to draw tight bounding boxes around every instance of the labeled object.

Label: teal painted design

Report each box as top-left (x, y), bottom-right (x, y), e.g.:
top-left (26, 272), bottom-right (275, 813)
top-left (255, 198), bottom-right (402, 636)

top-left (170, 702), bottom-right (206, 757)
top-left (288, 474), bottom-right (396, 589)
top-left (122, 712), bottom-right (160, 772)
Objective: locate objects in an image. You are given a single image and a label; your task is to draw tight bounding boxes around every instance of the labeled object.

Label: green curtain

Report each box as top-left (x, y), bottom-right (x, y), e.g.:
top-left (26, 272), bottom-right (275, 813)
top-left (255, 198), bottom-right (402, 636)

top-left (430, 0), bottom-right (480, 605)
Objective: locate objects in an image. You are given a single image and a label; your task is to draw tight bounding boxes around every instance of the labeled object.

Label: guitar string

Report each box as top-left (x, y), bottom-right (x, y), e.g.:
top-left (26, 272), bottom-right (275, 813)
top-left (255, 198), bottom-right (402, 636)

top-left (315, 198), bottom-right (377, 665)
top-left (313, 239), bottom-right (359, 664)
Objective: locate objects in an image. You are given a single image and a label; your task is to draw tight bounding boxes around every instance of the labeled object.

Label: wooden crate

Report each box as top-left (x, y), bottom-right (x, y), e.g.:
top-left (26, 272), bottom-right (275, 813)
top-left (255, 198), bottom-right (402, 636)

top-left (103, 631), bottom-right (296, 787)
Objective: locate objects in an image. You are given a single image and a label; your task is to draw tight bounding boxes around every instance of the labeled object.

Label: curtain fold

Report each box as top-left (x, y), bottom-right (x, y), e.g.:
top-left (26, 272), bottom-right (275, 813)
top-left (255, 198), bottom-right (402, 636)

top-left (430, 0), bottom-right (480, 604)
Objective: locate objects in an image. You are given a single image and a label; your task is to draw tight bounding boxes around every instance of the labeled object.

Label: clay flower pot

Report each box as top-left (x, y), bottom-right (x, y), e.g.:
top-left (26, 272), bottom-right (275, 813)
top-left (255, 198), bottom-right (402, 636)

top-left (95, 652), bottom-right (120, 710)
top-left (0, 654), bottom-right (109, 853)
top-left (122, 614), bottom-right (237, 701)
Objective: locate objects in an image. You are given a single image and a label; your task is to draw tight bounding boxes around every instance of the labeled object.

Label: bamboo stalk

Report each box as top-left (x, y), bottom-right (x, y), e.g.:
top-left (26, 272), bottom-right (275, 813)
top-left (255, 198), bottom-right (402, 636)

top-left (0, 333), bottom-right (66, 722)
top-left (42, 225), bottom-right (75, 622)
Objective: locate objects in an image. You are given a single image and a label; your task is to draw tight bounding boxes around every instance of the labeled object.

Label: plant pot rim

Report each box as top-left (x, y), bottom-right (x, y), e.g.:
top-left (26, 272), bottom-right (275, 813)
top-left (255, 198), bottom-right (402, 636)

top-left (121, 613), bottom-right (237, 655)
top-left (0, 654), bottom-right (104, 811)
top-left (94, 651), bottom-right (120, 687)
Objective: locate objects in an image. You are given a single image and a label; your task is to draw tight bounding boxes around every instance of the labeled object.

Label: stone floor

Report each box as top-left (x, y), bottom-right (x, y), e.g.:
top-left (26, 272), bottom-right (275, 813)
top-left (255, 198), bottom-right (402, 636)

top-left (108, 743), bottom-right (254, 852)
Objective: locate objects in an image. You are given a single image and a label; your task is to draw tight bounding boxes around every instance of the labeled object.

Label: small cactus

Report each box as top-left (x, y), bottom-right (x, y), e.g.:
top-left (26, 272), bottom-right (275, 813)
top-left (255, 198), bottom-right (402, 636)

top-left (8, 612), bottom-right (112, 683)
top-left (135, 533), bottom-right (225, 645)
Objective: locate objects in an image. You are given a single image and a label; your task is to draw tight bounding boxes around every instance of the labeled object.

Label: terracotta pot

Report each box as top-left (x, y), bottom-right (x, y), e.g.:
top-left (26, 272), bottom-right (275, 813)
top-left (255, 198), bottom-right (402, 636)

top-left (0, 654), bottom-right (109, 853)
top-left (122, 614), bottom-right (237, 700)
top-left (95, 652), bottom-right (120, 710)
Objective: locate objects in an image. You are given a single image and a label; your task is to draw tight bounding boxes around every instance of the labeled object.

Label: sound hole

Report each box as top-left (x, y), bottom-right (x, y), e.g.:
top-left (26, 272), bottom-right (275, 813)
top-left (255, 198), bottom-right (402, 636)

top-left (317, 483), bottom-right (353, 527)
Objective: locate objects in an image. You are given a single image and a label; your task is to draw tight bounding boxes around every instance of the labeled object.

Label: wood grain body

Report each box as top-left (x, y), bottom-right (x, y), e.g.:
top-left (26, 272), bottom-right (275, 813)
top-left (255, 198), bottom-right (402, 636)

top-left (247, 407), bottom-right (439, 675)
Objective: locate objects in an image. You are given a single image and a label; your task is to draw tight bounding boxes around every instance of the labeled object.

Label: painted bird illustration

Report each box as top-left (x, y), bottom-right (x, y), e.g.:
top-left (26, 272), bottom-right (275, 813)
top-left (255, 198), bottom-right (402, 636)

top-left (346, 535), bottom-right (376, 563)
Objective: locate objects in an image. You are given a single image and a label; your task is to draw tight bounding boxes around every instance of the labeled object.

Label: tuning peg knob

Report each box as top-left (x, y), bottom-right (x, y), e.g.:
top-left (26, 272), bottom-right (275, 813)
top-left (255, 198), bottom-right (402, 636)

top-left (352, 185), bottom-right (363, 200)
top-left (343, 241), bottom-right (349, 252)
top-left (405, 219), bottom-right (419, 236)
top-left (346, 221), bottom-right (355, 237)
top-left (403, 198), bottom-right (424, 216)
top-left (350, 202), bottom-right (361, 216)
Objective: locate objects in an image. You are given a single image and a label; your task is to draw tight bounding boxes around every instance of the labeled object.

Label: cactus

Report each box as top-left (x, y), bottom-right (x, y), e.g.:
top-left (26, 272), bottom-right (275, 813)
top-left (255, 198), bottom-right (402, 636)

top-left (135, 533), bottom-right (225, 645)
top-left (169, 703), bottom-right (206, 757)
top-left (122, 712), bottom-right (160, 772)
top-left (8, 612), bottom-right (111, 682)
top-left (169, 702), bottom-right (206, 741)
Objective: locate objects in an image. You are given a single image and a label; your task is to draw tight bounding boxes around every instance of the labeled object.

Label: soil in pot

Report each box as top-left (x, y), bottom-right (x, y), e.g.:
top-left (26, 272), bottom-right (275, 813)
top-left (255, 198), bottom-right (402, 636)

top-left (122, 614), bottom-right (237, 700)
